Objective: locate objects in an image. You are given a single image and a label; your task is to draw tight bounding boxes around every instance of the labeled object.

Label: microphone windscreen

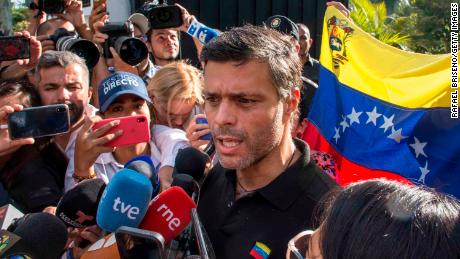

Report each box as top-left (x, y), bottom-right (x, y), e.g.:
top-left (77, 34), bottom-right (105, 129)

top-left (11, 212), bottom-right (68, 259)
top-left (97, 169), bottom-right (152, 232)
top-left (125, 156), bottom-right (160, 197)
top-left (81, 233), bottom-right (120, 259)
top-left (56, 178), bottom-right (106, 228)
top-left (173, 147), bottom-right (209, 182)
top-left (171, 174), bottom-right (195, 197)
top-left (140, 186), bottom-right (196, 244)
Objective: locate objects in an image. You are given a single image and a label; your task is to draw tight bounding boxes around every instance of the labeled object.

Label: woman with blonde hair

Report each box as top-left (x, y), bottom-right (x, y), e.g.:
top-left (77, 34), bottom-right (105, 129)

top-left (147, 61), bottom-right (211, 149)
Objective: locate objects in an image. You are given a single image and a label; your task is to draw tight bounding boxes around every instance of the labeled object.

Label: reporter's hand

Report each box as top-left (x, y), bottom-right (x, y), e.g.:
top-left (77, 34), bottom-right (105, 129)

top-left (0, 105), bottom-right (35, 157)
top-left (89, 2), bottom-right (108, 33)
top-left (326, 1), bottom-right (350, 17)
top-left (68, 225), bottom-right (103, 259)
top-left (14, 31), bottom-right (41, 68)
top-left (174, 3), bottom-right (196, 33)
top-left (60, 0), bottom-right (85, 28)
top-left (185, 114), bottom-right (211, 151)
top-left (74, 115), bottom-right (122, 177)
top-left (92, 21), bottom-right (109, 45)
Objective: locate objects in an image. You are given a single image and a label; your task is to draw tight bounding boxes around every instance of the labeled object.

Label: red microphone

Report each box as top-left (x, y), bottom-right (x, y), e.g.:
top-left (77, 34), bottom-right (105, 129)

top-left (139, 186), bottom-right (196, 244)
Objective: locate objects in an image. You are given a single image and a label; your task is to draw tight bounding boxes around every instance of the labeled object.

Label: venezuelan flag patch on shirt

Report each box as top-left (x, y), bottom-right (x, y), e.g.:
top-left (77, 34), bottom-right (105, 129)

top-left (250, 241), bottom-right (271, 259)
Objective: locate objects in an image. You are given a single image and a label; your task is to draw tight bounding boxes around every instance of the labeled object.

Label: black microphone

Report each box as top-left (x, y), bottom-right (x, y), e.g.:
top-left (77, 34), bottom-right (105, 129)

top-left (56, 179), bottom-right (106, 228)
top-left (173, 147), bottom-right (209, 183)
top-left (5, 212), bottom-right (68, 259)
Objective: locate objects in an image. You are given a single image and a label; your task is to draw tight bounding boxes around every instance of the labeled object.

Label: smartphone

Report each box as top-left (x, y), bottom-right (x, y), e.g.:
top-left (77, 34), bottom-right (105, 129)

top-left (196, 117), bottom-right (212, 141)
top-left (92, 115), bottom-right (150, 147)
top-left (7, 104), bottom-right (70, 140)
top-left (0, 36), bottom-right (30, 61)
top-left (115, 226), bottom-right (165, 259)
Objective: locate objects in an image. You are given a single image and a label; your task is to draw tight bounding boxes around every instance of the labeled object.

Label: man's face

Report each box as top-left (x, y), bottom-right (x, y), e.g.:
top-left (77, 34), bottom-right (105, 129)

top-left (298, 26), bottom-right (312, 59)
top-left (149, 29), bottom-right (179, 63)
top-left (37, 64), bottom-right (91, 126)
top-left (203, 60), bottom-right (289, 170)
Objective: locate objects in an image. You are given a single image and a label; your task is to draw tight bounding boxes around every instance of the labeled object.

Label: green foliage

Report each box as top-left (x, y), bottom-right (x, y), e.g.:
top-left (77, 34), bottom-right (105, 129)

top-left (390, 0), bottom-right (456, 54)
top-left (350, 0), bottom-right (410, 49)
top-left (12, 6), bottom-right (29, 32)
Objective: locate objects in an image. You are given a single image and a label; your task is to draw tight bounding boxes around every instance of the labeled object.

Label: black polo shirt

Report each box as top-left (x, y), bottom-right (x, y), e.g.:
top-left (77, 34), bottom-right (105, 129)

top-left (197, 139), bottom-right (339, 259)
top-left (302, 56), bottom-right (320, 84)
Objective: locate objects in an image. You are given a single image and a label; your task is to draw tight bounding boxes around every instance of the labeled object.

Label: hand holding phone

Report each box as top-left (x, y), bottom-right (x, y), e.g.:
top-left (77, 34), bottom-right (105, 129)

top-left (196, 117), bottom-right (212, 141)
top-left (0, 36), bottom-right (30, 62)
top-left (7, 104), bottom-right (70, 140)
top-left (92, 115), bottom-right (150, 147)
top-left (0, 105), bottom-right (35, 156)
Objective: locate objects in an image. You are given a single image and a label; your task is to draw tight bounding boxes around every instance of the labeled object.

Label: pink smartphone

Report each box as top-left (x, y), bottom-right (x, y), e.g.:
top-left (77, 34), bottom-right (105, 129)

top-left (92, 115), bottom-right (150, 147)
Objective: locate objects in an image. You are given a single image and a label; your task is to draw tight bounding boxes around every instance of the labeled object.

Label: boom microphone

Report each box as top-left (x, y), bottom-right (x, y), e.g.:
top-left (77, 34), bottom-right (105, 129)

top-left (97, 169), bottom-right (152, 232)
top-left (4, 212), bottom-right (68, 259)
top-left (56, 178), bottom-right (106, 228)
top-left (140, 186), bottom-right (196, 244)
top-left (173, 147), bottom-right (209, 183)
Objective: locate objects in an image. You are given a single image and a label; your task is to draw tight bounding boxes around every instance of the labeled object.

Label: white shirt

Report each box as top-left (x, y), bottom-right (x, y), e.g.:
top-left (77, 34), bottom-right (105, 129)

top-left (64, 124), bottom-right (189, 192)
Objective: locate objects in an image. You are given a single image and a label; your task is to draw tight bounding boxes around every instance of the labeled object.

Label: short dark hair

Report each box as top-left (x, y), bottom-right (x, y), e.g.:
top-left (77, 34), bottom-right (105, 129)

top-left (200, 24), bottom-right (302, 99)
top-left (36, 51), bottom-right (89, 85)
top-left (0, 79), bottom-right (41, 107)
top-left (317, 180), bottom-right (460, 259)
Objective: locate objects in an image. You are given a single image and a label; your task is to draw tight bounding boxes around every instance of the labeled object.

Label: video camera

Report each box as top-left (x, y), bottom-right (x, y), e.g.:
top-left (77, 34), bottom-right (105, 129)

top-left (49, 28), bottom-right (100, 69)
top-left (100, 21), bottom-right (149, 66)
top-left (29, 0), bottom-right (65, 14)
top-left (137, 1), bottom-right (183, 29)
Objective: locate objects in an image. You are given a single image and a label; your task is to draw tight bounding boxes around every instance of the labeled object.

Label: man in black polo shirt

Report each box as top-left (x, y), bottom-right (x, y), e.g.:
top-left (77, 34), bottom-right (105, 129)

top-left (198, 25), bottom-right (339, 259)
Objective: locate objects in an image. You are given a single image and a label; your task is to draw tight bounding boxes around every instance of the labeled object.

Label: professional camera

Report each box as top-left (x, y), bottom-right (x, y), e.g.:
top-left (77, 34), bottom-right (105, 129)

top-left (100, 21), bottom-right (149, 66)
top-left (137, 1), bottom-right (183, 29)
top-left (49, 28), bottom-right (100, 69)
top-left (29, 0), bottom-right (65, 14)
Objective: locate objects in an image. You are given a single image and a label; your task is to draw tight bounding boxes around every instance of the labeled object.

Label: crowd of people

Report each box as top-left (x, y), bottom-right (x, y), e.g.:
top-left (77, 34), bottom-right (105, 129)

top-left (0, 0), bottom-right (459, 258)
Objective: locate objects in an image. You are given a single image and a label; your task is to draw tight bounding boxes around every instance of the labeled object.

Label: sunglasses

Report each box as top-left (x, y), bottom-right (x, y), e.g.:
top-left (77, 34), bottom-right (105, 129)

top-left (286, 230), bottom-right (318, 259)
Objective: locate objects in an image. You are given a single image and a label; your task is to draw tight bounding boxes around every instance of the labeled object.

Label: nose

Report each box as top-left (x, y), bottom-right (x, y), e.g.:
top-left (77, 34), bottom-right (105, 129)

top-left (212, 100), bottom-right (236, 127)
top-left (165, 36), bottom-right (175, 46)
top-left (56, 87), bottom-right (70, 103)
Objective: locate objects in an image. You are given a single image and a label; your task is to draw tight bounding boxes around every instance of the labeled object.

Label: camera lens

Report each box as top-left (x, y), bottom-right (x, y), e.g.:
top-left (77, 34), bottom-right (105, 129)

top-left (137, 117), bottom-right (146, 123)
top-left (157, 9), bottom-right (172, 23)
top-left (115, 37), bottom-right (148, 66)
top-left (56, 107), bottom-right (65, 112)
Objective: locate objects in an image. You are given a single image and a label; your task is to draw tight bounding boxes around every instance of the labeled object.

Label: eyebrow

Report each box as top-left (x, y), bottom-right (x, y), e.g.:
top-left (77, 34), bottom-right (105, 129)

top-left (204, 91), bottom-right (263, 98)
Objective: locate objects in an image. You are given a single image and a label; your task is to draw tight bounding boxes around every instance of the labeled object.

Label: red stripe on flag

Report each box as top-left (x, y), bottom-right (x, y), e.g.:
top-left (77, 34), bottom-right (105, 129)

top-left (302, 121), bottom-right (412, 186)
top-left (250, 249), bottom-right (265, 259)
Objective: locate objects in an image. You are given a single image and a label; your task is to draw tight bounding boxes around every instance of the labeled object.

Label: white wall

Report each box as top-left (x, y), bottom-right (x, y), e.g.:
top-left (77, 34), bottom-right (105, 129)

top-left (83, 0), bottom-right (132, 24)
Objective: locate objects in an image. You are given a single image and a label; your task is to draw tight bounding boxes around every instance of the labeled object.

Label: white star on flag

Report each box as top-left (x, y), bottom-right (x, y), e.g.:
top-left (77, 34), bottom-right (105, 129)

top-left (333, 127), bottom-right (341, 143)
top-left (387, 127), bottom-right (407, 143)
top-left (366, 106), bottom-right (381, 126)
top-left (409, 137), bottom-right (428, 158)
top-left (380, 114), bottom-right (395, 133)
top-left (347, 107), bottom-right (362, 126)
top-left (418, 161), bottom-right (430, 184)
top-left (339, 115), bottom-right (349, 132)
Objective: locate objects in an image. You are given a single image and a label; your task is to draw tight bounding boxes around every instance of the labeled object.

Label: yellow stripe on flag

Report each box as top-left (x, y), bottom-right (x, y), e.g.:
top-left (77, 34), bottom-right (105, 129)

top-left (255, 242), bottom-right (271, 255)
top-left (320, 6), bottom-right (451, 109)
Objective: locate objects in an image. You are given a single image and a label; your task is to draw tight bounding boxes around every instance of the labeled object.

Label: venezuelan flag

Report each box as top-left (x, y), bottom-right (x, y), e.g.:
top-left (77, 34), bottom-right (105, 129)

top-left (303, 6), bottom-right (460, 198)
top-left (249, 242), bottom-right (271, 259)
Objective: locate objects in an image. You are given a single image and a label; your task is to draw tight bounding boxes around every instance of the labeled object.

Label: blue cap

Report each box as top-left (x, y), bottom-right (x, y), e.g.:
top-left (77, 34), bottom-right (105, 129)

top-left (98, 72), bottom-right (151, 112)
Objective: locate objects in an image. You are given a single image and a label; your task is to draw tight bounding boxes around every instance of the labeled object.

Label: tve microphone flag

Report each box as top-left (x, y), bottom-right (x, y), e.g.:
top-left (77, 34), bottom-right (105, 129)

top-left (0, 204), bottom-right (24, 230)
top-left (140, 186), bottom-right (196, 244)
top-left (97, 169), bottom-right (152, 232)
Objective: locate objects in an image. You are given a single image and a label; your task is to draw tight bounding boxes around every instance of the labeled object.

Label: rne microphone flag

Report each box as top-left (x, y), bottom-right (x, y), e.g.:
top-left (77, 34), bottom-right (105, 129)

top-left (140, 186), bottom-right (196, 244)
top-left (97, 169), bottom-right (152, 232)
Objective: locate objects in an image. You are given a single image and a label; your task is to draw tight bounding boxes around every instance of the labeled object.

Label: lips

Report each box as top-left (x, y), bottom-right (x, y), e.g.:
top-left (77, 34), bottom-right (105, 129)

top-left (215, 136), bottom-right (243, 155)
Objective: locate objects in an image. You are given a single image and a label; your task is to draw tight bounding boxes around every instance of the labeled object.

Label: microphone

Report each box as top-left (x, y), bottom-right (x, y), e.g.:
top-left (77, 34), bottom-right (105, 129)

top-left (186, 20), bottom-right (220, 45)
top-left (3, 212), bottom-right (68, 259)
top-left (81, 233), bottom-right (120, 259)
top-left (0, 204), bottom-right (24, 230)
top-left (125, 155), bottom-right (161, 198)
top-left (96, 169), bottom-right (152, 232)
top-left (191, 208), bottom-right (216, 259)
top-left (140, 186), bottom-right (196, 244)
top-left (56, 179), bottom-right (106, 228)
top-left (173, 147), bottom-right (209, 183)
top-left (172, 174), bottom-right (200, 203)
